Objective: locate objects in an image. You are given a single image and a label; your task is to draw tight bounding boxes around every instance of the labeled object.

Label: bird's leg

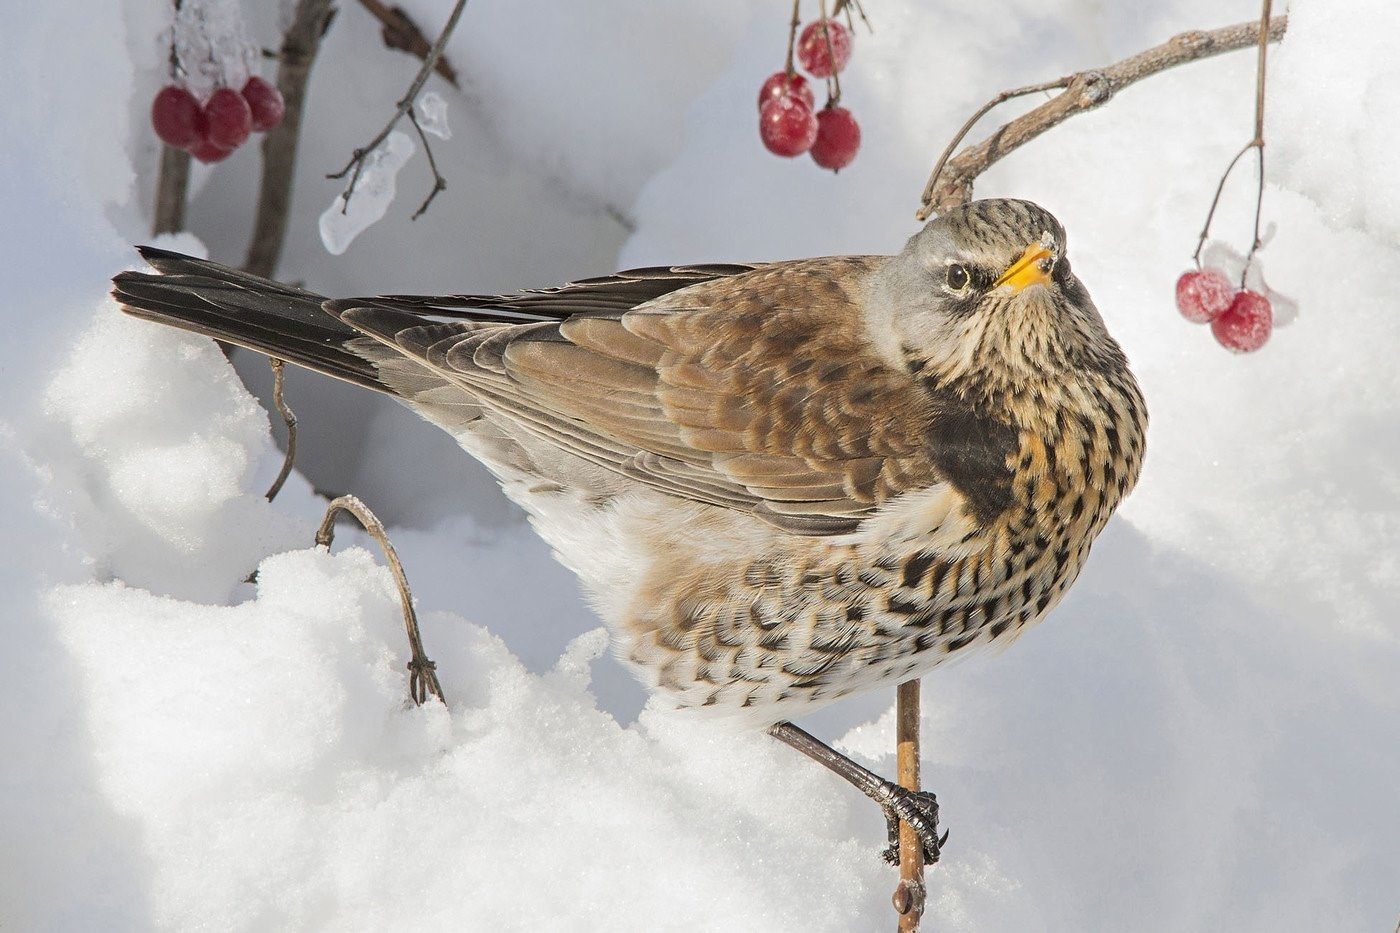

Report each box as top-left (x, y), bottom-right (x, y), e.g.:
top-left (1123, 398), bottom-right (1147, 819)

top-left (768, 720), bottom-right (948, 865)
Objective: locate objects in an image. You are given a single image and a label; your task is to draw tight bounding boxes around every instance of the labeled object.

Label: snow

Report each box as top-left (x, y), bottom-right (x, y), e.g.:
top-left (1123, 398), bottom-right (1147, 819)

top-left (3, 0), bottom-right (1399, 930)
top-left (318, 130), bottom-right (417, 255)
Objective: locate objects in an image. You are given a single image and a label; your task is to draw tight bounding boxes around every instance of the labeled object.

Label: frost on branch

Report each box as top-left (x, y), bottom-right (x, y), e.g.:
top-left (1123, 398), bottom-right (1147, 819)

top-left (318, 131), bottom-right (416, 255)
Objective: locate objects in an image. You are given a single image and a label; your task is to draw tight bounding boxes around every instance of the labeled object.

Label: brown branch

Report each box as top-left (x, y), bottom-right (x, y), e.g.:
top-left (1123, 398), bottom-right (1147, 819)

top-left (327, 0), bottom-right (469, 218)
top-left (893, 679), bottom-right (925, 930)
top-left (356, 0), bottom-right (459, 89)
top-left (315, 495), bottom-right (446, 706)
top-left (264, 359), bottom-right (298, 501)
top-left (152, 145), bottom-right (191, 236)
top-left (244, 0), bottom-right (337, 278)
top-left (916, 14), bottom-right (1289, 220)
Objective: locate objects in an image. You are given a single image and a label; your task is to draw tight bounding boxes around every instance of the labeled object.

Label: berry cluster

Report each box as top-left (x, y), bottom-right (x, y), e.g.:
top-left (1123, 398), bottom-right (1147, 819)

top-left (758, 15), bottom-right (861, 171)
top-left (1175, 267), bottom-right (1273, 353)
top-left (151, 77), bottom-right (285, 164)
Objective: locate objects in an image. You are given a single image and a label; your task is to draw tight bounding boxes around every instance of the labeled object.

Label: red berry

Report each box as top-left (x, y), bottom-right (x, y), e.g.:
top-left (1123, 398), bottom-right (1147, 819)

top-left (241, 76), bottom-right (285, 132)
top-left (151, 85), bottom-right (204, 149)
top-left (204, 87), bottom-right (252, 151)
top-left (1211, 289), bottom-right (1273, 353)
top-left (811, 106), bottom-right (860, 171)
top-left (1175, 267), bottom-right (1236, 324)
top-left (188, 139), bottom-right (234, 164)
top-left (796, 20), bottom-right (853, 78)
top-left (759, 96), bottom-right (818, 157)
top-left (758, 71), bottom-right (815, 112)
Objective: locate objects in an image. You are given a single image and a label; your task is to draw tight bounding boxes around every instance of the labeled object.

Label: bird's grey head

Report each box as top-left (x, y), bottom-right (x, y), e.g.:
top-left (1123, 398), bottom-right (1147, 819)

top-left (866, 198), bottom-right (1125, 392)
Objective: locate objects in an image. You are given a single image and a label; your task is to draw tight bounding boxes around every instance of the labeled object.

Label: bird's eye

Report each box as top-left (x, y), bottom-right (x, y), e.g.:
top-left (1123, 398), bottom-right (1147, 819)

top-left (945, 263), bottom-right (970, 292)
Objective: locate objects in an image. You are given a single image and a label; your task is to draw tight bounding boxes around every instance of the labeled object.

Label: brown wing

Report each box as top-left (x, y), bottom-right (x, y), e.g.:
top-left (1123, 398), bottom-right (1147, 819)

top-left (334, 257), bottom-right (943, 536)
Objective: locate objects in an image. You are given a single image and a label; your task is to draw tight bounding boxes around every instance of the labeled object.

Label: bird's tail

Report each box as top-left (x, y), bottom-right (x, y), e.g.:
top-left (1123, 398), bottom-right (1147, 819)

top-left (110, 246), bottom-right (386, 392)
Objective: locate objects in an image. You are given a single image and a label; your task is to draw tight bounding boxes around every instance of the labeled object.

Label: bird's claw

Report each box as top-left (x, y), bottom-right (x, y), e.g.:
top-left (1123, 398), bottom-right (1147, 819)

top-left (879, 788), bottom-right (948, 866)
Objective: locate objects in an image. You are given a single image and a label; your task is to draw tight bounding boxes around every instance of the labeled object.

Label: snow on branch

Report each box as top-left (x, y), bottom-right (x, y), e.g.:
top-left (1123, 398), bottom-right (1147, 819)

top-left (916, 14), bottom-right (1289, 220)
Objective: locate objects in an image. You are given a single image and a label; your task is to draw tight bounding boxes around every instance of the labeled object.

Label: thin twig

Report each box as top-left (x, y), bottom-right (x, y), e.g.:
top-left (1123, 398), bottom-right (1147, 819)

top-left (919, 77), bottom-right (1072, 213)
top-left (315, 495), bottom-right (446, 706)
top-left (916, 14), bottom-right (1289, 220)
top-left (244, 0), bottom-right (337, 277)
top-left (327, 0), bottom-right (469, 218)
top-left (356, 0), bottom-right (461, 88)
top-left (264, 359), bottom-right (298, 501)
top-left (406, 109), bottom-right (448, 219)
top-left (893, 679), bottom-right (925, 931)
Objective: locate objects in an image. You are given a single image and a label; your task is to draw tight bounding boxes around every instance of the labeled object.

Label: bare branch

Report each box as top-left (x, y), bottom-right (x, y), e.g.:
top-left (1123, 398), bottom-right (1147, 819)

top-left (244, 0), bottom-right (337, 278)
top-left (916, 15), bottom-right (1289, 220)
top-left (327, 0), bottom-right (469, 219)
top-left (315, 495), bottom-right (446, 707)
top-left (152, 145), bottom-right (192, 236)
top-left (893, 679), bottom-right (925, 930)
top-left (264, 359), bottom-right (298, 501)
top-left (356, 0), bottom-right (460, 89)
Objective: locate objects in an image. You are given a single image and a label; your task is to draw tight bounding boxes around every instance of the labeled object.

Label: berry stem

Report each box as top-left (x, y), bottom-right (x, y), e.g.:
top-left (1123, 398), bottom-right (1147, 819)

top-left (785, 0), bottom-right (800, 76)
top-left (819, 0), bottom-right (842, 104)
top-left (1192, 0), bottom-right (1275, 285)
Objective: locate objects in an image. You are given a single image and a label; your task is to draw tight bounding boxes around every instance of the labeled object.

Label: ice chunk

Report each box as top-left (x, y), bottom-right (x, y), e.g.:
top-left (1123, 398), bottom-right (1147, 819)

top-left (318, 131), bottom-right (416, 256)
top-left (415, 90), bottom-right (452, 140)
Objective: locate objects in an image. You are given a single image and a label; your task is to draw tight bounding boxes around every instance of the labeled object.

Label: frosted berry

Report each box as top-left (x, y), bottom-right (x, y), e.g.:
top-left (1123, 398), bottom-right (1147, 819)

top-left (758, 71), bottom-right (815, 112)
top-left (1211, 289), bottom-right (1273, 353)
top-left (811, 106), bottom-right (860, 171)
top-left (188, 138), bottom-right (233, 164)
top-left (151, 85), bottom-right (204, 150)
top-left (241, 76), bottom-right (285, 133)
top-left (759, 96), bottom-right (818, 157)
top-left (796, 20), bottom-right (853, 78)
top-left (204, 87), bottom-right (253, 151)
top-left (1175, 267), bottom-right (1236, 324)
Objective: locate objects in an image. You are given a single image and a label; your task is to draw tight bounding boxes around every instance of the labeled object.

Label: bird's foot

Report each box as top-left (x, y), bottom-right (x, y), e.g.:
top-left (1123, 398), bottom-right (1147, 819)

top-left (880, 787), bottom-right (948, 867)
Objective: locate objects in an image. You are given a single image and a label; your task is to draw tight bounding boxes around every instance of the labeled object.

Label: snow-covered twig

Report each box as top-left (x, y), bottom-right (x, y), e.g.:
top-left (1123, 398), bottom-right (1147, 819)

top-left (326, 0), bottom-right (470, 220)
top-left (264, 359), bottom-right (298, 502)
top-left (916, 14), bottom-right (1289, 220)
top-left (315, 496), bottom-right (446, 707)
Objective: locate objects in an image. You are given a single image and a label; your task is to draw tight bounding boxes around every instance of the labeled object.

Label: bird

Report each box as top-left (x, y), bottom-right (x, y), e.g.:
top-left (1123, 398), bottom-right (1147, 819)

top-left (111, 197), bottom-right (1147, 864)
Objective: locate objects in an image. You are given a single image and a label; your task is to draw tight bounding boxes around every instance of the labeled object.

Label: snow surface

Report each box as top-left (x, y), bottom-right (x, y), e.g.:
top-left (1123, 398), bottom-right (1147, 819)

top-left (3, 0), bottom-right (1399, 930)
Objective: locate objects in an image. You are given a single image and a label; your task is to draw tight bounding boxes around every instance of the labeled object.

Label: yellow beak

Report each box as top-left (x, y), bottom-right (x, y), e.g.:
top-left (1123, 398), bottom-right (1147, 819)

top-left (993, 243), bottom-right (1055, 293)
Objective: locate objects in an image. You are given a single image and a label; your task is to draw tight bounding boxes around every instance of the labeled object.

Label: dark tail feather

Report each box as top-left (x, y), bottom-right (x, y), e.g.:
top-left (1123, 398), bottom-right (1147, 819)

top-left (111, 246), bottom-right (385, 393)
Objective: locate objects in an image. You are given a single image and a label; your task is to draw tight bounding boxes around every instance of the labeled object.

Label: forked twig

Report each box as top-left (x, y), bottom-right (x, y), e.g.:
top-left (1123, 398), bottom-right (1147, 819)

top-left (1191, 0), bottom-right (1274, 284)
top-left (326, 0), bottom-right (470, 219)
top-left (264, 359), bottom-right (298, 501)
top-left (315, 495), bottom-right (446, 706)
top-left (915, 14), bottom-right (1289, 220)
